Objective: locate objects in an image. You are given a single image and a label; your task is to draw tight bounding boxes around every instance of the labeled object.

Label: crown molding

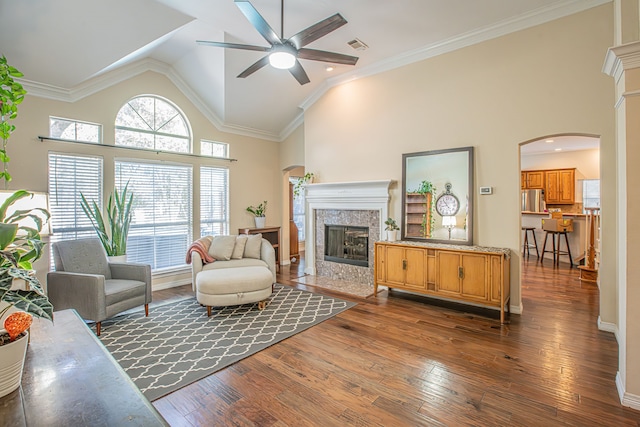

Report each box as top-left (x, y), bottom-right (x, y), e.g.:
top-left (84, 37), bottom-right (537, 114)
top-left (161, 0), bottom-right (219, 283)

top-left (603, 40), bottom-right (640, 82)
top-left (21, 58), bottom-right (281, 142)
top-left (300, 0), bottom-right (611, 112)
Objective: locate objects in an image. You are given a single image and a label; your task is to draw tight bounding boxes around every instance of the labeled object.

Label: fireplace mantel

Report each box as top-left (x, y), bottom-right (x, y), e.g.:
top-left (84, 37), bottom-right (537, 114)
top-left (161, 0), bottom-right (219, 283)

top-left (304, 180), bottom-right (394, 276)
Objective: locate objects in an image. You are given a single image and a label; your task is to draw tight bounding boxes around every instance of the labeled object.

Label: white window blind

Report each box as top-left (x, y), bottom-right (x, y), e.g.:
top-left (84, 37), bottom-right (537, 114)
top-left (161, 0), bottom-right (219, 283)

top-left (115, 160), bottom-right (192, 271)
top-left (48, 153), bottom-right (104, 253)
top-left (200, 166), bottom-right (229, 237)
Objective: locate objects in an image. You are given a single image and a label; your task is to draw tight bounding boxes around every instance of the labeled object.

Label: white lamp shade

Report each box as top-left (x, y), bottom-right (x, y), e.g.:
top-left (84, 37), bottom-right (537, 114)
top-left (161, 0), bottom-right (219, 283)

top-left (442, 216), bottom-right (456, 228)
top-left (269, 51), bottom-right (296, 69)
top-left (0, 191), bottom-right (51, 235)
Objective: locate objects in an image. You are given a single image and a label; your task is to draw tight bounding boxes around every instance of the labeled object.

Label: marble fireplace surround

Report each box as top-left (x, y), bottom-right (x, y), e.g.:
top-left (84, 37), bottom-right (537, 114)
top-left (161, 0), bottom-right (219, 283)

top-left (304, 180), bottom-right (394, 279)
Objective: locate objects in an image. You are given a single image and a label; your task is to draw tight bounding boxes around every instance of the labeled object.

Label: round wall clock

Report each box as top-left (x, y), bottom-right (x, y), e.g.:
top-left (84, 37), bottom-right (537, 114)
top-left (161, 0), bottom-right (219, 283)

top-left (435, 183), bottom-right (460, 216)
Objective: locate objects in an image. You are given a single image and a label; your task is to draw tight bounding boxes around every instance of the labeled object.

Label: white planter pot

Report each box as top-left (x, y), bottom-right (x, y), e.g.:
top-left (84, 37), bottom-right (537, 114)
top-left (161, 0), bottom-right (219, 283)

top-left (386, 230), bottom-right (399, 242)
top-left (108, 255), bottom-right (127, 263)
top-left (0, 329), bottom-right (29, 398)
top-left (254, 216), bottom-right (266, 228)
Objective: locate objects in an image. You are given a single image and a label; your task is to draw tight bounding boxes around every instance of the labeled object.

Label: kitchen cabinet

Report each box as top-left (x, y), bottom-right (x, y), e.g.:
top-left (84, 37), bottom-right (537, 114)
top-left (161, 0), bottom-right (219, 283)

top-left (545, 168), bottom-right (575, 204)
top-left (521, 170), bottom-right (544, 189)
top-left (374, 241), bottom-right (510, 323)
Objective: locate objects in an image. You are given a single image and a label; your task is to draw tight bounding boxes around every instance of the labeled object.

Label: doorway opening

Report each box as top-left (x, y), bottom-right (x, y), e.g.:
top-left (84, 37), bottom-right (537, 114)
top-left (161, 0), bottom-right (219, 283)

top-left (519, 134), bottom-right (600, 271)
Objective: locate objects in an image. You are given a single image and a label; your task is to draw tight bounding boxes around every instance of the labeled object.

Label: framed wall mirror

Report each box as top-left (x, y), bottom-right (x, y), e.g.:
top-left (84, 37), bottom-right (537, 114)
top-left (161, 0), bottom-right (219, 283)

top-left (401, 146), bottom-right (474, 245)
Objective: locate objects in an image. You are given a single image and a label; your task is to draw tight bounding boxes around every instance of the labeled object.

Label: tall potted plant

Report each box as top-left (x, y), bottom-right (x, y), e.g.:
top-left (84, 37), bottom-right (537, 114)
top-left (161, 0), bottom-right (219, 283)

top-left (0, 190), bottom-right (53, 397)
top-left (81, 183), bottom-right (134, 261)
top-left (0, 57), bottom-right (53, 397)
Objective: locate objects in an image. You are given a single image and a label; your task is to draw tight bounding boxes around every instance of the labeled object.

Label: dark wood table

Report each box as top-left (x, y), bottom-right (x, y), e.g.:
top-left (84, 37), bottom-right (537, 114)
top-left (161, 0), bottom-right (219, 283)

top-left (0, 309), bottom-right (168, 426)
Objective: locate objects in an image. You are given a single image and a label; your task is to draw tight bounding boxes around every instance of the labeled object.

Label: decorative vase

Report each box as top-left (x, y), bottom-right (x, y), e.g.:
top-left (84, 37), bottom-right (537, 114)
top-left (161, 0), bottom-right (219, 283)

top-left (386, 230), bottom-right (398, 242)
top-left (108, 255), bottom-right (127, 263)
top-left (254, 216), bottom-right (266, 228)
top-left (0, 329), bottom-right (29, 398)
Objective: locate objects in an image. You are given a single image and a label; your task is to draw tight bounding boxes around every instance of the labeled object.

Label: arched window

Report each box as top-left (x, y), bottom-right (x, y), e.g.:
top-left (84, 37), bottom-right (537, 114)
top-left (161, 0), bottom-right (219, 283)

top-left (115, 95), bottom-right (191, 153)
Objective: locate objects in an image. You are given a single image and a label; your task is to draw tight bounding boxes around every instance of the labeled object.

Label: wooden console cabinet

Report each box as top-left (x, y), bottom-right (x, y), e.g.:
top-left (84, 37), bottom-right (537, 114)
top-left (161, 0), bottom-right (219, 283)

top-left (374, 241), bottom-right (511, 323)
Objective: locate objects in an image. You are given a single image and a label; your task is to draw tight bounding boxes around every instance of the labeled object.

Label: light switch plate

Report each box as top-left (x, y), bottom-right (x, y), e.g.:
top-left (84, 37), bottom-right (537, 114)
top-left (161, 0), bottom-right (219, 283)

top-left (480, 186), bottom-right (493, 195)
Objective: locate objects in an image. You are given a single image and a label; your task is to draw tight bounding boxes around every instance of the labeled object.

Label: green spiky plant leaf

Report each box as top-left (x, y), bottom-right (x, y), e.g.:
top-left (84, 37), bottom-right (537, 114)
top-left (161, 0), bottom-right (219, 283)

top-left (80, 183), bottom-right (134, 256)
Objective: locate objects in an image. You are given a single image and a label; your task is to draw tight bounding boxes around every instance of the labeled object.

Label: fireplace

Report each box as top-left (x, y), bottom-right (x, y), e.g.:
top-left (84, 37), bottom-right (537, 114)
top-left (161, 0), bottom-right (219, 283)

top-left (324, 225), bottom-right (369, 267)
top-left (304, 180), bottom-right (393, 285)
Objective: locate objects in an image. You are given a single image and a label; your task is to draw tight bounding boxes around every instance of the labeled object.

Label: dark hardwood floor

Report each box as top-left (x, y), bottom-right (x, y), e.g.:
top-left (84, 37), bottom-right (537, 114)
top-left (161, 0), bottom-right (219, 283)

top-left (151, 255), bottom-right (640, 426)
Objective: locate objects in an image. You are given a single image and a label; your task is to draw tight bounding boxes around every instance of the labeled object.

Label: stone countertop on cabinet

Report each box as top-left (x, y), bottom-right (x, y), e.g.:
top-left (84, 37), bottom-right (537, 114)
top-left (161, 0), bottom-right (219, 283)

top-left (377, 240), bottom-right (511, 259)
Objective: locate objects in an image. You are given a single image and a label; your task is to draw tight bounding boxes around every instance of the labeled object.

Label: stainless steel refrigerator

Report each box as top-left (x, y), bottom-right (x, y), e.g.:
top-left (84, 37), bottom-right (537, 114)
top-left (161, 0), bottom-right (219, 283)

top-left (521, 189), bottom-right (545, 212)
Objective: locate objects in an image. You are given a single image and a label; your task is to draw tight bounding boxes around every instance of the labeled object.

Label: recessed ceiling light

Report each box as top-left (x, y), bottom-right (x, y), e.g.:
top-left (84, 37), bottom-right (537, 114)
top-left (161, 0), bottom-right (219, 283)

top-left (325, 66), bottom-right (334, 72)
top-left (546, 139), bottom-right (554, 143)
top-left (554, 148), bottom-right (562, 151)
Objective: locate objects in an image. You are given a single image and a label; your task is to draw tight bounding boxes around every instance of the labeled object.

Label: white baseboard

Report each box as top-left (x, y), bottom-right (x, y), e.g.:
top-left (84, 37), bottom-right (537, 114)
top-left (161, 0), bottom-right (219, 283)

top-left (152, 278), bottom-right (191, 291)
top-left (616, 372), bottom-right (640, 411)
top-left (510, 302), bottom-right (523, 315)
top-left (597, 316), bottom-right (619, 341)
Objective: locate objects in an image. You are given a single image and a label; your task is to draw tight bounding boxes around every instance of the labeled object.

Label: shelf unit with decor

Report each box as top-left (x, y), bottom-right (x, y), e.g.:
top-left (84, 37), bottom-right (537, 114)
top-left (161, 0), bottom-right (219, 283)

top-left (238, 226), bottom-right (280, 272)
top-left (405, 193), bottom-right (432, 238)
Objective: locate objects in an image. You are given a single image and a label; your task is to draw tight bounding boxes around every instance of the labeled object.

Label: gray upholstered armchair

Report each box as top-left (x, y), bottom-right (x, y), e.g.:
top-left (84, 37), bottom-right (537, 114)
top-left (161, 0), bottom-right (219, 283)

top-left (47, 238), bottom-right (152, 336)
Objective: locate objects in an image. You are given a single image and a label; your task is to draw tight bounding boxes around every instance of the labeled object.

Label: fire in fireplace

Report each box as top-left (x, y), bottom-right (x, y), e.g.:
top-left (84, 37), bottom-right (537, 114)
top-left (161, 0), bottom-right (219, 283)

top-left (324, 225), bottom-right (369, 267)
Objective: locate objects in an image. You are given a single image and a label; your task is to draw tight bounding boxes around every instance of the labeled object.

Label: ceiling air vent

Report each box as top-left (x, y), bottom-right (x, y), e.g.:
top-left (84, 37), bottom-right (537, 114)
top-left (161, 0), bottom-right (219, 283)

top-left (347, 38), bottom-right (368, 51)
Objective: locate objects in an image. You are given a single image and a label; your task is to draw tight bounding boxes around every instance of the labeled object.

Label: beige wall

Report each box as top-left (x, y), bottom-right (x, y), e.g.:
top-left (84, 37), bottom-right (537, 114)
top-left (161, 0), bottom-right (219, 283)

top-left (304, 5), bottom-right (615, 313)
top-left (9, 71), bottom-right (280, 287)
top-left (521, 148), bottom-right (600, 179)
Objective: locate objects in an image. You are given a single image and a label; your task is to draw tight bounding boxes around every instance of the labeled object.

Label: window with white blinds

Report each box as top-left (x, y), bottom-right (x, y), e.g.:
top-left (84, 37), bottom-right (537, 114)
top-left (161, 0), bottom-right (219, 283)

top-left (48, 153), bottom-right (104, 255)
top-left (200, 166), bottom-right (229, 237)
top-left (115, 160), bottom-right (192, 271)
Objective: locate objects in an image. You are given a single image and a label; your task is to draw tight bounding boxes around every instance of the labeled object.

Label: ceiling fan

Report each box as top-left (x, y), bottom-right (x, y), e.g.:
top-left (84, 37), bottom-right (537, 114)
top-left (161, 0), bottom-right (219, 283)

top-left (196, 0), bottom-right (359, 85)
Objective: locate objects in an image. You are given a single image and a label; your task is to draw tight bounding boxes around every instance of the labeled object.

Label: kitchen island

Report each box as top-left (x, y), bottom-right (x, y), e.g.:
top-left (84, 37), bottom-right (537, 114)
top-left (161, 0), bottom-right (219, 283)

top-left (521, 211), bottom-right (586, 265)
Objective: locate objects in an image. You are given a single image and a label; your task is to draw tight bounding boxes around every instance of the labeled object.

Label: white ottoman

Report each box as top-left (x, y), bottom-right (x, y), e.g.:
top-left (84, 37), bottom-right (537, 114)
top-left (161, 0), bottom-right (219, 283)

top-left (195, 266), bottom-right (274, 316)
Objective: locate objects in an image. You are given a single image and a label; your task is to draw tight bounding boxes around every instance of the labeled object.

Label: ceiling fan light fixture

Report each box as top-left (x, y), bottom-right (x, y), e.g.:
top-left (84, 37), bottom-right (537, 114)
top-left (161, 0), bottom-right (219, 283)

top-left (269, 51), bottom-right (296, 69)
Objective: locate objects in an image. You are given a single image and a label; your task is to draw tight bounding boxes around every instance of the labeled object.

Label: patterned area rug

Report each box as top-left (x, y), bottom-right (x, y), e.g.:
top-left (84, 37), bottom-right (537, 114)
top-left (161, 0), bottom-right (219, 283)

top-left (99, 284), bottom-right (355, 401)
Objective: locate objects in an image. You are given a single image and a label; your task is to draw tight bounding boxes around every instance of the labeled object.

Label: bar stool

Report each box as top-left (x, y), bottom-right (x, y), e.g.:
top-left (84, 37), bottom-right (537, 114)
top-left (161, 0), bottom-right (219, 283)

top-left (540, 231), bottom-right (573, 267)
top-left (522, 226), bottom-right (539, 258)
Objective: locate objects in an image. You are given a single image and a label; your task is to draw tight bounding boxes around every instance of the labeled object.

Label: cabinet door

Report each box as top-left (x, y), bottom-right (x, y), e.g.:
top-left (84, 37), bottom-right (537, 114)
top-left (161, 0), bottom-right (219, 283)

top-left (460, 253), bottom-right (488, 300)
top-left (405, 247), bottom-right (426, 289)
top-left (384, 245), bottom-right (406, 286)
top-left (521, 172), bottom-right (527, 189)
top-left (375, 243), bottom-right (386, 284)
top-left (558, 169), bottom-right (575, 204)
top-left (545, 170), bottom-right (560, 203)
top-left (488, 255), bottom-right (503, 303)
top-left (436, 251), bottom-right (461, 295)
top-left (527, 171), bottom-right (544, 189)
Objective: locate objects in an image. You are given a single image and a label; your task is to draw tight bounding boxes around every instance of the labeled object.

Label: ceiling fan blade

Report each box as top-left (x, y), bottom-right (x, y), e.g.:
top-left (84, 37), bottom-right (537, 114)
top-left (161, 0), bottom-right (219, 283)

top-left (288, 13), bottom-right (348, 49)
top-left (196, 40), bottom-right (270, 52)
top-left (237, 55), bottom-right (270, 78)
top-left (289, 60), bottom-right (310, 85)
top-left (298, 48), bottom-right (359, 66)
top-left (235, 0), bottom-right (281, 46)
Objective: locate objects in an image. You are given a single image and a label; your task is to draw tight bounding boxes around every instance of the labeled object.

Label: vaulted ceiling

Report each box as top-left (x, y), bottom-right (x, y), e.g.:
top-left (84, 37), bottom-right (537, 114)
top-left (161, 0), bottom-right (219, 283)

top-left (0, 0), bottom-right (606, 141)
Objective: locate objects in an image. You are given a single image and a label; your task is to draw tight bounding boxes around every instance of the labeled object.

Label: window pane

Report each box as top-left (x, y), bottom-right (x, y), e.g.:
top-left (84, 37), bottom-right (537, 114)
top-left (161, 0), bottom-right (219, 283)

top-left (115, 160), bottom-right (192, 271)
top-left (115, 95), bottom-right (191, 152)
top-left (48, 153), bottom-right (103, 267)
top-left (50, 116), bottom-right (101, 143)
top-left (156, 135), bottom-right (189, 153)
top-left (201, 166), bottom-right (229, 237)
top-left (201, 140), bottom-right (229, 158)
